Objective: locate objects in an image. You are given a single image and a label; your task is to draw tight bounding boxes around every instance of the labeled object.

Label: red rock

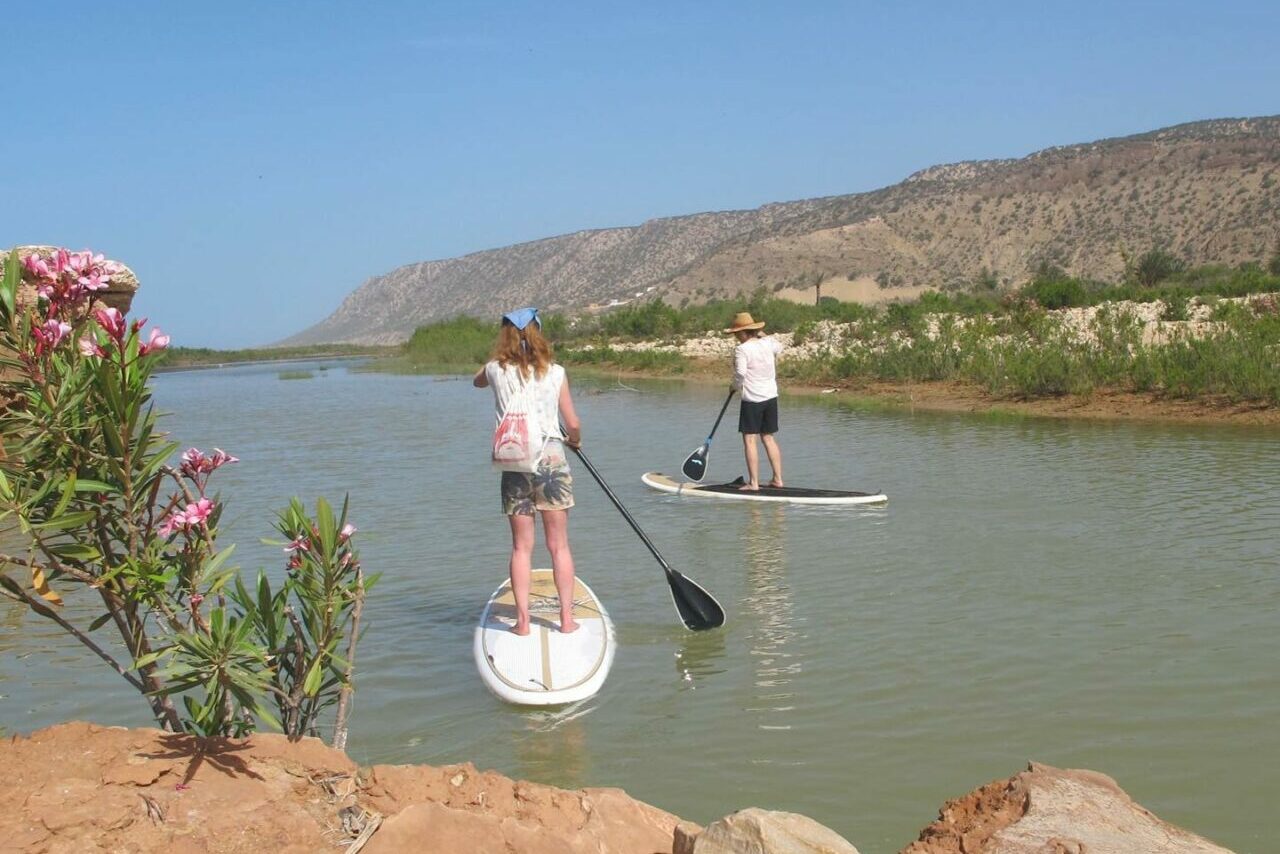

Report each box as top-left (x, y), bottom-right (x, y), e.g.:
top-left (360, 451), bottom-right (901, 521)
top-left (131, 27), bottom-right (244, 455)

top-left (903, 762), bottom-right (1233, 854)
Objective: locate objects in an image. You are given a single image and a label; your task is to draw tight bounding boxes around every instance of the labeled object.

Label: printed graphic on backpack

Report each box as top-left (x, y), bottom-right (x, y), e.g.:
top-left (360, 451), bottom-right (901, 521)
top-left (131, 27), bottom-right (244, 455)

top-left (493, 409), bottom-right (535, 467)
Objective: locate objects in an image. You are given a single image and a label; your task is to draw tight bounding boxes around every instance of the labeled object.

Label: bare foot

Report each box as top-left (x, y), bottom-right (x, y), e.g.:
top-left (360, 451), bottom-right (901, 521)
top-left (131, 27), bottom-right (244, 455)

top-left (512, 621), bottom-right (531, 636)
top-left (739, 483), bottom-right (760, 492)
top-left (766, 480), bottom-right (784, 488)
top-left (559, 619), bottom-right (580, 633)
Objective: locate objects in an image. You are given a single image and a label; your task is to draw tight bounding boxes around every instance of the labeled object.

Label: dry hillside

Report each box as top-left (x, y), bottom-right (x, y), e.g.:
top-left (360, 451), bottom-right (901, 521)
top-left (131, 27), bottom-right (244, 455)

top-left (284, 116), bottom-right (1280, 345)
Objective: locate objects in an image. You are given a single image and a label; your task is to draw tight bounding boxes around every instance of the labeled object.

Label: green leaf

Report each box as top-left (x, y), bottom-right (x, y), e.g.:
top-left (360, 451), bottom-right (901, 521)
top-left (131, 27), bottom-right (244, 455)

top-left (1, 248), bottom-right (19, 318)
top-left (46, 542), bottom-right (102, 562)
top-left (302, 657), bottom-right (324, 696)
top-left (29, 510), bottom-right (96, 531)
top-left (201, 544), bottom-right (236, 579)
top-left (52, 473), bottom-right (77, 517)
top-left (133, 649), bottom-right (169, 670)
top-left (87, 612), bottom-right (115, 632)
top-left (72, 479), bottom-right (119, 495)
top-left (136, 441), bottom-right (180, 483)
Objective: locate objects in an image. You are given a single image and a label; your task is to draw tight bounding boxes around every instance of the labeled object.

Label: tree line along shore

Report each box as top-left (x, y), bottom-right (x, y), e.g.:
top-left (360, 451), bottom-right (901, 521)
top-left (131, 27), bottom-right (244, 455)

top-left (168, 256), bottom-right (1280, 420)
top-left (390, 257), bottom-right (1280, 417)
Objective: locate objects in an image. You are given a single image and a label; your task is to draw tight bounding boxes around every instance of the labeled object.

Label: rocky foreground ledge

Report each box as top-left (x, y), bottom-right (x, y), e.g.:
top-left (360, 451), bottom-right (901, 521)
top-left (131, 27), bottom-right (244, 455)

top-left (2, 722), bottom-right (1232, 853)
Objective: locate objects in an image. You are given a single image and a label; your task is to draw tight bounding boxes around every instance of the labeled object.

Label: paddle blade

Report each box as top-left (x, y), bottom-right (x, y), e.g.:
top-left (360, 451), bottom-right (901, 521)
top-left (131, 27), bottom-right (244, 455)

top-left (666, 569), bottom-right (726, 631)
top-left (681, 445), bottom-right (709, 481)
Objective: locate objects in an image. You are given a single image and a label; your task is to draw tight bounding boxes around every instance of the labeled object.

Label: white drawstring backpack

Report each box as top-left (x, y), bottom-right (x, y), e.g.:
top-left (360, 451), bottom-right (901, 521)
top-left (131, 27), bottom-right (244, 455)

top-left (491, 370), bottom-right (547, 472)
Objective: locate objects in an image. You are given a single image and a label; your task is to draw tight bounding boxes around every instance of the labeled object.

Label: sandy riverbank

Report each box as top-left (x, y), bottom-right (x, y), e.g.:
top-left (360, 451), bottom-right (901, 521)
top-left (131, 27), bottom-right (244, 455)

top-left (567, 359), bottom-right (1280, 428)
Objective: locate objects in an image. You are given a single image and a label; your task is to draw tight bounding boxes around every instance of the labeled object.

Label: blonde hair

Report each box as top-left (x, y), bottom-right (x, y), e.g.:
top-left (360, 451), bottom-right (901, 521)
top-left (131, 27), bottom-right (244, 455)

top-left (492, 321), bottom-right (554, 379)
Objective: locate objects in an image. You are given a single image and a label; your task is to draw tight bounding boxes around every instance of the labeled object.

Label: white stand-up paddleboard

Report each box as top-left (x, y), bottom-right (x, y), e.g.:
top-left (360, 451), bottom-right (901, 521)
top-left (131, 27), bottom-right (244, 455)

top-left (642, 471), bottom-right (888, 505)
top-left (474, 569), bottom-right (616, 706)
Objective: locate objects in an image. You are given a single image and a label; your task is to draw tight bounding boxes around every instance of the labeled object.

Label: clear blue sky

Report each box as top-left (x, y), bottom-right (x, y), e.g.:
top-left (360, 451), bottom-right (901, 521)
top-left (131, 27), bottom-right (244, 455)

top-left (3, 0), bottom-right (1277, 347)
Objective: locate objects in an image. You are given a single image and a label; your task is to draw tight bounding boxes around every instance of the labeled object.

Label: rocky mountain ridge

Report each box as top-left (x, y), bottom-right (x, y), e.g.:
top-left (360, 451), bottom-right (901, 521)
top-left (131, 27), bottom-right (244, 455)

top-left (284, 116), bottom-right (1280, 345)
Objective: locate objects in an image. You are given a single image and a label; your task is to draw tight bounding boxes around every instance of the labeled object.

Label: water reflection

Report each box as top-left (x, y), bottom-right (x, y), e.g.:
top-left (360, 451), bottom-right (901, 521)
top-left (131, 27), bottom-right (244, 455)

top-left (741, 505), bottom-right (800, 730)
top-left (674, 625), bottom-right (727, 688)
top-left (512, 703), bottom-right (592, 790)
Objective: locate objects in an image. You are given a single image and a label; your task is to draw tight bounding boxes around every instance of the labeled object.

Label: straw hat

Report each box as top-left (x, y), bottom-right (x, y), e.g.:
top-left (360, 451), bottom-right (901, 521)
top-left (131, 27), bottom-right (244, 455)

top-left (723, 311), bottom-right (766, 334)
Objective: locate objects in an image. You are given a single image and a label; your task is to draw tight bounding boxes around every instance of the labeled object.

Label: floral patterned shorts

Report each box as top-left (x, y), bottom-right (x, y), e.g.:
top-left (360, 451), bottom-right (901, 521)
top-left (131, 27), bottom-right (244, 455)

top-left (501, 460), bottom-right (575, 516)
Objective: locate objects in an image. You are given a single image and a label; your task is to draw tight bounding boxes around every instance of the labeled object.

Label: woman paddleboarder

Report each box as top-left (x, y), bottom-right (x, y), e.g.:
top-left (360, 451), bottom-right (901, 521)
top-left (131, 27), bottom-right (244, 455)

top-left (725, 311), bottom-right (784, 491)
top-left (474, 307), bottom-right (583, 635)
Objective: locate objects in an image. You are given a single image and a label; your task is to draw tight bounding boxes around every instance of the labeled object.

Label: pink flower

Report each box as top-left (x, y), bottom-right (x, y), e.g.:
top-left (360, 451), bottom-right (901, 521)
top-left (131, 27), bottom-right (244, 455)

top-left (181, 447), bottom-right (210, 475)
top-left (183, 498), bottom-right (214, 526)
top-left (94, 307), bottom-right (126, 341)
top-left (283, 537), bottom-right (311, 554)
top-left (138, 327), bottom-right (170, 355)
top-left (338, 523), bottom-right (357, 542)
top-left (32, 319), bottom-right (72, 354)
top-left (78, 336), bottom-right (106, 358)
top-left (287, 553), bottom-right (303, 572)
top-left (22, 254), bottom-right (51, 279)
top-left (158, 497), bottom-right (216, 536)
top-left (80, 272), bottom-right (111, 292)
top-left (189, 593), bottom-right (204, 607)
top-left (210, 448), bottom-right (239, 468)
top-left (158, 513), bottom-right (183, 538)
top-left (181, 447), bottom-right (237, 479)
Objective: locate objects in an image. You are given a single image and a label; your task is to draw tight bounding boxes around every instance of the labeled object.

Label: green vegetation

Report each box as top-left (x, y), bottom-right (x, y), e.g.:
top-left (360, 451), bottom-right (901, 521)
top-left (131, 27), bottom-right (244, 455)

top-left (576, 293), bottom-right (876, 340)
top-left (278, 370), bottom-right (315, 380)
top-left (159, 343), bottom-right (388, 369)
top-left (559, 346), bottom-right (688, 374)
top-left (399, 315), bottom-right (494, 368)
top-left (778, 303), bottom-right (1280, 403)
top-left (392, 260), bottom-right (1280, 406)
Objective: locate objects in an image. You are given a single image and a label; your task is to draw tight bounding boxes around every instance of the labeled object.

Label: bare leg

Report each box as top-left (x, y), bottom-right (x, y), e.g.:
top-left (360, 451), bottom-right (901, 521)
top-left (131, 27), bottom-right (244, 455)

top-left (761, 433), bottom-right (783, 487)
top-left (741, 433), bottom-right (761, 490)
top-left (541, 509), bottom-right (579, 633)
top-left (507, 514), bottom-right (536, 635)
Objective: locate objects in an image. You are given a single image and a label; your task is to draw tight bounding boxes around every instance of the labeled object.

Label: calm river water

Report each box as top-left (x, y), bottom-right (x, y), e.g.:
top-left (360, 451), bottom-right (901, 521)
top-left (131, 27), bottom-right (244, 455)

top-left (2, 361), bottom-right (1277, 852)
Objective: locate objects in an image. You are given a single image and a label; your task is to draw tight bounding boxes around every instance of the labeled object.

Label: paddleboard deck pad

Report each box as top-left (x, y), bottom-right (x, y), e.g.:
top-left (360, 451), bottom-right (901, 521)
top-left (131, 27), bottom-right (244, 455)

top-left (642, 471), bottom-right (887, 505)
top-left (474, 569), bottom-right (616, 706)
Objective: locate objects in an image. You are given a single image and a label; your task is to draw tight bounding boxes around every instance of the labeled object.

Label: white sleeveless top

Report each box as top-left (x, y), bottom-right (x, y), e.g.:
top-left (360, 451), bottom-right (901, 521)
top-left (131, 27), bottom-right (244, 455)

top-left (485, 361), bottom-right (567, 465)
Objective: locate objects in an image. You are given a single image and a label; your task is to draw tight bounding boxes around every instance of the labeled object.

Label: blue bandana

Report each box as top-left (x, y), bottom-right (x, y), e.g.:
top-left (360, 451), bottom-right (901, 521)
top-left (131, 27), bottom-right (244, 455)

top-left (502, 307), bottom-right (541, 331)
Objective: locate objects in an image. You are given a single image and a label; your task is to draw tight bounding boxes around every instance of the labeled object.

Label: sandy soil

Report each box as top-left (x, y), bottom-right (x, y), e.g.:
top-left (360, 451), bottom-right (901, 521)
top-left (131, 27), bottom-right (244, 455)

top-left (572, 361), bottom-right (1280, 428)
top-left (775, 275), bottom-right (933, 306)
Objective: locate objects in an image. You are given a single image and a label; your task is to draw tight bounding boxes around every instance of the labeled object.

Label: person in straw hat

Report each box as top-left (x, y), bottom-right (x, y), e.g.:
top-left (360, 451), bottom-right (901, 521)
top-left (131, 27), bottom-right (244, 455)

top-left (724, 311), bottom-right (784, 491)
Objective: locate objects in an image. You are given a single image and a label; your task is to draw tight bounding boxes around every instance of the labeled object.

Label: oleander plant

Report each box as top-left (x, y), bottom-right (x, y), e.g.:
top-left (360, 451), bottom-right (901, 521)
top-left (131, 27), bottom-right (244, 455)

top-left (0, 247), bottom-right (374, 747)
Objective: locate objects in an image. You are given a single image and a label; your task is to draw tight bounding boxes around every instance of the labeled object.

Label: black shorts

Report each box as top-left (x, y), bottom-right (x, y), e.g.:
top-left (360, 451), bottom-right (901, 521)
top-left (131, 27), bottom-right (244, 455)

top-left (738, 397), bottom-right (779, 434)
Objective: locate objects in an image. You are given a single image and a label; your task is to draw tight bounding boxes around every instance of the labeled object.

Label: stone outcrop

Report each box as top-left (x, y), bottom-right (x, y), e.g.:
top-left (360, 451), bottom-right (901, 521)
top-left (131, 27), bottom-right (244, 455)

top-left (673, 808), bottom-right (859, 854)
top-left (0, 722), bottom-right (684, 854)
top-left (903, 762), bottom-right (1233, 854)
top-left (0, 725), bottom-right (1236, 853)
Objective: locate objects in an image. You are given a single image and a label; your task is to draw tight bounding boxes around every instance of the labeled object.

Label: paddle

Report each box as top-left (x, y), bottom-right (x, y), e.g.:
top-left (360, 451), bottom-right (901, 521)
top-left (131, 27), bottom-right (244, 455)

top-left (681, 388), bottom-right (735, 482)
top-left (569, 444), bottom-right (726, 631)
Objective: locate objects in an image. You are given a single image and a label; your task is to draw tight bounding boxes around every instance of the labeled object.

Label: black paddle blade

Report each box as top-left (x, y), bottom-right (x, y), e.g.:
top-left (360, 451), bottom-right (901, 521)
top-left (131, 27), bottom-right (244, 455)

top-left (681, 445), bottom-right (709, 481)
top-left (666, 568), bottom-right (726, 631)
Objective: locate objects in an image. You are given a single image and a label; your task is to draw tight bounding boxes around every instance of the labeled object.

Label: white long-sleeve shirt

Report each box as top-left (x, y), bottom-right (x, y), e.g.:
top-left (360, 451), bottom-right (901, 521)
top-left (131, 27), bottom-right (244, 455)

top-left (732, 336), bottom-right (785, 402)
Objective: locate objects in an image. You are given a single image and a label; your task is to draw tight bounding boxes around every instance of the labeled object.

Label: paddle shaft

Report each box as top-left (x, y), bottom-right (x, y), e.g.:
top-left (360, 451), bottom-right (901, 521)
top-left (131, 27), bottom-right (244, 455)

top-left (569, 445), bottom-right (676, 576)
top-left (704, 388), bottom-right (735, 443)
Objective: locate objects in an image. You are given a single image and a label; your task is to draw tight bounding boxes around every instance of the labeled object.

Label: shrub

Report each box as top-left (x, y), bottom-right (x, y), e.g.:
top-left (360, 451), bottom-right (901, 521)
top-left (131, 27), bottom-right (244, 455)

top-left (404, 315), bottom-right (494, 366)
top-left (1132, 248), bottom-right (1186, 287)
top-left (1022, 275), bottom-right (1087, 309)
top-left (0, 248), bottom-right (373, 744)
